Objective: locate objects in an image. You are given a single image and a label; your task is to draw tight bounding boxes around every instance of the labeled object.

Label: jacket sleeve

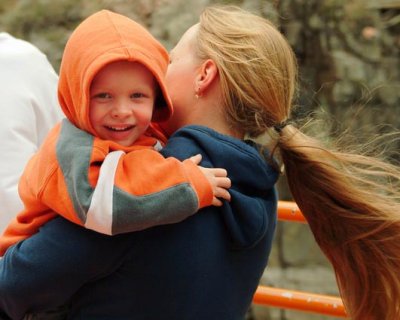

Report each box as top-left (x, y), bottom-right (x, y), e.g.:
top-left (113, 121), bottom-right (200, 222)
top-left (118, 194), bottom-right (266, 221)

top-left (0, 121), bottom-right (213, 256)
top-left (0, 217), bottom-right (130, 319)
top-left (43, 120), bottom-right (213, 235)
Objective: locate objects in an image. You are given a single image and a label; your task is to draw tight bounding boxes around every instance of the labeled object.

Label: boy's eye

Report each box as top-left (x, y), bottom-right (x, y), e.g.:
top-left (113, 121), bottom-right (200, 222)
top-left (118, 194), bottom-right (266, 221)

top-left (93, 93), bottom-right (111, 99)
top-left (131, 92), bottom-right (145, 99)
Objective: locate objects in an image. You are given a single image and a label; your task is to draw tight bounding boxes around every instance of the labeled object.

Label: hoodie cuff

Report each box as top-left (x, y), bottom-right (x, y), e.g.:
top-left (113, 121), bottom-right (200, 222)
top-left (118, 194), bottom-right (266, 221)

top-left (182, 159), bottom-right (214, 209)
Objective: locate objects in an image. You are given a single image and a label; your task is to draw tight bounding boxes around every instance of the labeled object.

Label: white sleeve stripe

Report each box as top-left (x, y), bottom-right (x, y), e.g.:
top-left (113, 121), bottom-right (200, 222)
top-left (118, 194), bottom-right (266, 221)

top-left (85, 150), bottom-right (125, 235)
top-left (154, 140), bottom-right (163, 151)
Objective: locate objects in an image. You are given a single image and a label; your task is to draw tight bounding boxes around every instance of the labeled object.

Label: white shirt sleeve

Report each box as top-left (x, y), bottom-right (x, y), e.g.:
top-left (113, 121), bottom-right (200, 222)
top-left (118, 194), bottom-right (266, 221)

top-left (0, 33), bottom-right (64, 234)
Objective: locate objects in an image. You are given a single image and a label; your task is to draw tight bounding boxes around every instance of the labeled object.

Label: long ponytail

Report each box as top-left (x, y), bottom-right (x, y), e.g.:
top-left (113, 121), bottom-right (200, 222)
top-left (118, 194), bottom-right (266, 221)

top-left (277, 124), bottom-right (400, 319)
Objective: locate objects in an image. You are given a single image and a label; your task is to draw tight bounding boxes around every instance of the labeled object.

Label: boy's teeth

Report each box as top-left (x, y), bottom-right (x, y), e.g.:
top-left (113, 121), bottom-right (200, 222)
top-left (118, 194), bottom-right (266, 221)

top-left (109, 126), bottom-right (131, 131)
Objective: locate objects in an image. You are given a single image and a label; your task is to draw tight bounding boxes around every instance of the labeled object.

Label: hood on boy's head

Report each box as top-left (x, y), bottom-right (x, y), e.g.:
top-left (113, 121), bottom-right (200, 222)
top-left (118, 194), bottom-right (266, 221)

top-left (58, 10), bottom-right (173, 135)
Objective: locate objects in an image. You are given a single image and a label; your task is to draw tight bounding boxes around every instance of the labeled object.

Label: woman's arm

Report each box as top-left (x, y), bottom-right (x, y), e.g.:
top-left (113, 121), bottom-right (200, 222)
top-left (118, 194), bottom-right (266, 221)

top-left (0, 217), bottom-right (130, 319)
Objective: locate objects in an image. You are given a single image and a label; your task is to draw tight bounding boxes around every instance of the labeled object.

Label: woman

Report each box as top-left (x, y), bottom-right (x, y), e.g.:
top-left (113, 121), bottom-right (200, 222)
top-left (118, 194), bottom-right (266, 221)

top-left (174, 6), bottom-right (400, 319)
top-left (0, 7), bottom-right (278, 320)
top-left (1, 5), bottom-right (400, 320)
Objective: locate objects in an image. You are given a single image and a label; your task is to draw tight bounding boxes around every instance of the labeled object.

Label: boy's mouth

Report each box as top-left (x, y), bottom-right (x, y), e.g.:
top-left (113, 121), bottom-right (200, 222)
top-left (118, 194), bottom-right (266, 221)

top-left (105, 125), bottom-right (135, 132)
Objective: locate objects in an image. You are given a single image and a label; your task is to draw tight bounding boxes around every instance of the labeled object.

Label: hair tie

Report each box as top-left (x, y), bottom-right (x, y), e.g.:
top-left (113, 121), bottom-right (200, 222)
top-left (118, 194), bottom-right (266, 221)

top-left (273, 121), bottom-right (288, 133)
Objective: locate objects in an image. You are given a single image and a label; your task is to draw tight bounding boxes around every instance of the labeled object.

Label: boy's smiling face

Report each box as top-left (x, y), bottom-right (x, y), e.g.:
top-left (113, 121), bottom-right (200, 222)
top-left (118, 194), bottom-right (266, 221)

top-left (89, 61), bottom-right (156, 147)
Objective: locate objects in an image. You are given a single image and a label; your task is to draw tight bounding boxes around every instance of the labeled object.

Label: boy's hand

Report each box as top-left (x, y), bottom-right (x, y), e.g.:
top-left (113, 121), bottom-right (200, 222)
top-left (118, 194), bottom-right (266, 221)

top-left (189, 154), bottom-right (231, 207)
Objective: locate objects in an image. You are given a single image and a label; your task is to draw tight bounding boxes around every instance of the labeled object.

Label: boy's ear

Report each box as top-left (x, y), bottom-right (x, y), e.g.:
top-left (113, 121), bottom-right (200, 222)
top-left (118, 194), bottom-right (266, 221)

top-left (195, 59), bottom-right (218, 96)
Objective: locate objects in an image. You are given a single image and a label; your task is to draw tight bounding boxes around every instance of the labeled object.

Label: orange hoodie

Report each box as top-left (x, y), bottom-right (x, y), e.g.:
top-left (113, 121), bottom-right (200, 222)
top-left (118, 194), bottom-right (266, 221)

top-left (0, 10), bottom-right (213, 255)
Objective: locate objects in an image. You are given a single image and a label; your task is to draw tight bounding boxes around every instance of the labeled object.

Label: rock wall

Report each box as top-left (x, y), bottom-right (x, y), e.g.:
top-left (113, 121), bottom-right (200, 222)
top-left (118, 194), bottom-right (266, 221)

top-left (1, 0), bottom-right (399, 319)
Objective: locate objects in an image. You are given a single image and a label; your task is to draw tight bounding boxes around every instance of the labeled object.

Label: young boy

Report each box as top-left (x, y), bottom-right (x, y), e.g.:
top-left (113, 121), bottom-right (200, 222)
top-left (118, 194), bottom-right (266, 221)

top-left (0, 10), bottom-right (230, 255)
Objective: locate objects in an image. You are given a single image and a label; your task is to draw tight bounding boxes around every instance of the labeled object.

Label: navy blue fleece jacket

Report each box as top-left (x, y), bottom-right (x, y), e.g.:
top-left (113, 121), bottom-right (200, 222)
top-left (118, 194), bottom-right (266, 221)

top-left (0, 126), bottom-right (279, 320)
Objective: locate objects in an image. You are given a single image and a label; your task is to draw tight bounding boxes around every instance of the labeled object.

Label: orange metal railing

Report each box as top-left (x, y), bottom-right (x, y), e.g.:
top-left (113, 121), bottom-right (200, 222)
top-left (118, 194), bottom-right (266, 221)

top-left (253, 286), bottom-right (347, 317)
top-left (253, 201), bottom-right (348, 318)
top-left (276, 200), bottom-right (306, 223)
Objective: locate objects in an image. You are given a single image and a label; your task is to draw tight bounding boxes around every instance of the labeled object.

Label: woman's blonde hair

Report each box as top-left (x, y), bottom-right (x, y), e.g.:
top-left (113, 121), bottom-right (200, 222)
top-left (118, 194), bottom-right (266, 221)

top-left (197, 5), bottom-right (400, 320)
top-left (196, 5), bottom-right (296, 137)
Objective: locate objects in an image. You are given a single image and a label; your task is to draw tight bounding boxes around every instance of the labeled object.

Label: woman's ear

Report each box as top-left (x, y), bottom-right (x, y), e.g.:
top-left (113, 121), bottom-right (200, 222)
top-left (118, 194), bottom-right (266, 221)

top-left (195, 59), bottom-right (218, 96)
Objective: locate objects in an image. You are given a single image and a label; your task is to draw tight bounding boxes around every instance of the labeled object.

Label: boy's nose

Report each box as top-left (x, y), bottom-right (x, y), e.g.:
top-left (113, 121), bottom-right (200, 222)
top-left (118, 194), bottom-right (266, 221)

top-left (111, 101), bottom-right (131, 118)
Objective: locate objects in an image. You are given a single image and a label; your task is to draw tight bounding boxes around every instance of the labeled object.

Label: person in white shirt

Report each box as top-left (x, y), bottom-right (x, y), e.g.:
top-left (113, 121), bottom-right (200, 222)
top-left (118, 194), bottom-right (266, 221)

top-left (0, 33), bottom-right (63, 234)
